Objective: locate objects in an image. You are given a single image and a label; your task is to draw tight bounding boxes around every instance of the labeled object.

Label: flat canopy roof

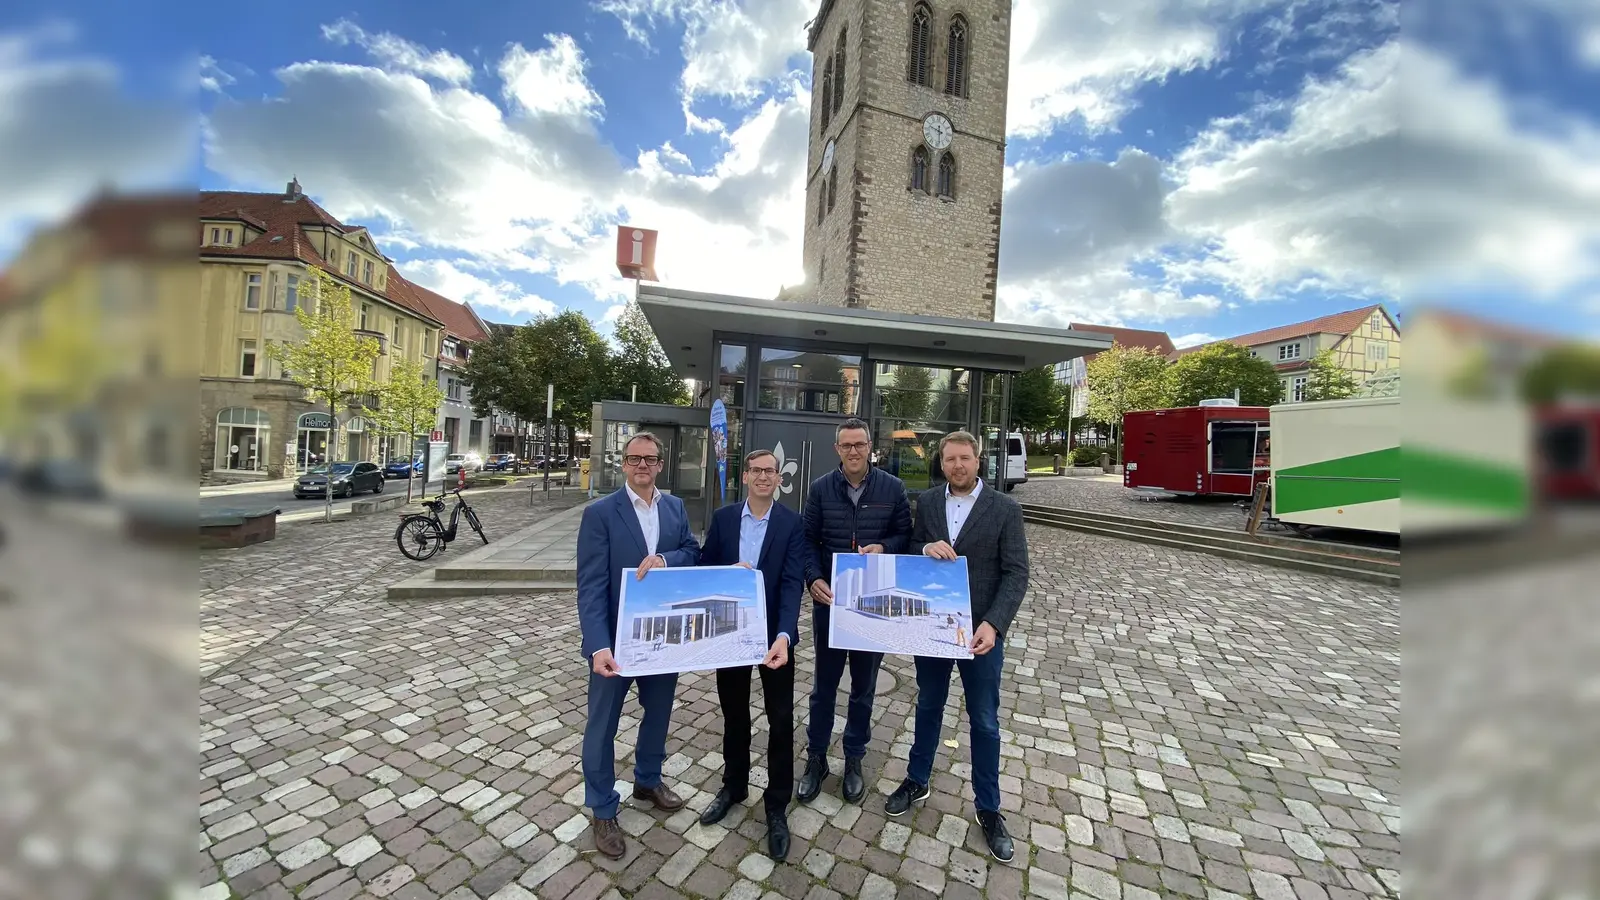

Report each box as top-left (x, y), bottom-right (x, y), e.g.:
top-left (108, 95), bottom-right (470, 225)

top-left (636, 285), bottom-right (1114, 378)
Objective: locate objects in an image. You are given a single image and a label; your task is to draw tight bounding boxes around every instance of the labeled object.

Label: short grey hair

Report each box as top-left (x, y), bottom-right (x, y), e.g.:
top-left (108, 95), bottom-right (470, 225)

top-left (624, 431), bottom-right (666, 458)
top-left (835, 417), bottom-right (870, 441)
top-left (938, 430), bottom-right (980, 457)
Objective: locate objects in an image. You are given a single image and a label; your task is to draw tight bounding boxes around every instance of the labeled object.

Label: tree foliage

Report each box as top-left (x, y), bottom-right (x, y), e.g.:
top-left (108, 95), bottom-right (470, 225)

top-left (1085, 345), bottom-right (1171, 424)
top-left (1522, 342), bottom-right (1600, 404)
top-left (1301, 348), bottom-right (1361, 402)
top-left (373, 353), bottom-right (446, 500)
top-left (462, 311), bottom-right (611, 453)
top-left (1008, 365), bottom-right (1063, 433)
top-left (1164, 342), bottom-right (1282, 407)
top-left (610, 302), bottom-right (689, 405)
top-left (878, 363), bottom-right (932, 422)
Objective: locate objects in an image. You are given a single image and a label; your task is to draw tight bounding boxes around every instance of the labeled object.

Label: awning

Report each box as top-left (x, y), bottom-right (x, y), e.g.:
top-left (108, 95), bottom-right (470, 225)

top-left (636, 285), bottom-right (1114, 378)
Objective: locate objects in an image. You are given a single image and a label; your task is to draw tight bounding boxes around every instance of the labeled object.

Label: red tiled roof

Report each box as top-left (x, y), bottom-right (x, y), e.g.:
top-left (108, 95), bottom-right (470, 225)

top-left (1176, 304), bottom-right (1389, 355)
top-left (1415, 307), bottom-right (1561, 349)
top-left (1068, 323), bottom-right (1176, 358)
top-left (403, 277), bottom-right (489, 343)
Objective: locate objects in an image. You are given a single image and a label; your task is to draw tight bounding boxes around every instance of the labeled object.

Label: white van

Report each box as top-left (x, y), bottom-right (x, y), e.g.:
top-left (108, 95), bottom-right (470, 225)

top-left (1003, 431), bottom-right (1027, 492)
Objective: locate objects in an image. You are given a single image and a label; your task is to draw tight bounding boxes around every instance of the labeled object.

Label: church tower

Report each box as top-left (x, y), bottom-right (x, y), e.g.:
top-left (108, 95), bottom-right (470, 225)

top-left (799, 0), bottom-right (1011, 321)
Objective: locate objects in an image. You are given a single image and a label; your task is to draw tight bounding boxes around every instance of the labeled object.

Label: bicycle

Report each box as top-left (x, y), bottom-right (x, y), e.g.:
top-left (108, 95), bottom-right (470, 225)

top-left (395, 487), bottom-right (487, 561)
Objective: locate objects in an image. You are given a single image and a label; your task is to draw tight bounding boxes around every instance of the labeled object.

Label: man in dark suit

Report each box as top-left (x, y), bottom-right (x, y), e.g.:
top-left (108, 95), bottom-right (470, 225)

top-left (799, 417), bottom-right (913, 805)
top-left (884, 430), bottom-right (1029, 863)
top-left (696, 449), bottom-right (807, 859)
top-left (575, 432), bottom-right (701, 859)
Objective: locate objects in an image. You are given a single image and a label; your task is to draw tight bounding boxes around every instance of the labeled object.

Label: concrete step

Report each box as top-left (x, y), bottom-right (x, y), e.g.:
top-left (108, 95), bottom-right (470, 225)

top-left (387, 574), bottom-right (577, 600)
top-left (1020, 505), bottom-right (1400, 587)
top-left (433, 563), bottom-right (579, 581)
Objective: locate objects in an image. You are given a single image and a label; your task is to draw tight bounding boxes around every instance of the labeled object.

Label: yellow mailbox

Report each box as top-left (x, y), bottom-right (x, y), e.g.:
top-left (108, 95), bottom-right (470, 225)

top-left (579, 457), bottom-right (591, 490)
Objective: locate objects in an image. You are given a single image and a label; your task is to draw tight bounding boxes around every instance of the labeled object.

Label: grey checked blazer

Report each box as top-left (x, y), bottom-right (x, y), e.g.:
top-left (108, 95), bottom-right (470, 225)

top-left (910, 483), bottom-right (1030, 637)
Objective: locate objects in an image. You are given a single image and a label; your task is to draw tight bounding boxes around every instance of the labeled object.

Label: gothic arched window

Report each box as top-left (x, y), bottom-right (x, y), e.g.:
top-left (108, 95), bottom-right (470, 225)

top-left (821, 55), bottom-right (835, 129)
top-left (911, 146), bottom-right (930, 194)
top-left (908, 4), bottom-right (932, 87)
top-left (833, 28), bottom-right (848, 115)
top-left (827, 168), bottom-right (838, 212)
top-left (938, 151), bottom-right (956, 198)
top-left (945, 16), bottom-right (968, 97)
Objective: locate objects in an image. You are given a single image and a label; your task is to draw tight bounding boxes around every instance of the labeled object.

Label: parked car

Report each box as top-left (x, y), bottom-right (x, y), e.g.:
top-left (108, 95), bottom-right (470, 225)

top-left (383, 456), bottom-right (423, 479)
top-left (296, 462), bottom-right (384, 499)
top-left (484, 453), bottom-right (517, 471)
top-left (445, 453), bottom-right (482, 474)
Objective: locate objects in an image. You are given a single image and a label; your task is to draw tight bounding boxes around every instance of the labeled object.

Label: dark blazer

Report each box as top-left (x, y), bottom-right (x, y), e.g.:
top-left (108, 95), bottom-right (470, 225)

top-left (699, 501), bottom-right (806, 648)
top-left (911, 482), bottom-right (1030, 637)
top-left (575, 487), bottom-right (702, 660)
top-left (802, 466), bottom-right (913, 587)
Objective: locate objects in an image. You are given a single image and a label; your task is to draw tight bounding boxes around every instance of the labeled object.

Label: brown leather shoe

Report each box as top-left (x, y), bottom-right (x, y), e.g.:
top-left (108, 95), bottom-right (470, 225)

top-left (592, 815), bottom-right (625, 859)
top-left (631, 782), bottom-right (685, 811)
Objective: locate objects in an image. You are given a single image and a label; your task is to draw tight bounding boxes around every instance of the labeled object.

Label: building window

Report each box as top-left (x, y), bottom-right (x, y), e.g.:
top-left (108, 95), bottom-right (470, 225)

top-left (757, 348), bottom-right (861, 414)
top-left (908, 4), bottom-right (932, 87)
top-left (209, 227), bottom-right (221, 245)
top-left (1279, 342), bottom-right (1302, 361)
top-left (364, 259), bottom-right (374, 284)
top-left (827, 168), bottom-right (837, 213)
top-left (872, 363), bottom-right (973, 491)
top-left (1292, 376), bottom-right (1308, 402)
top-left (215, 407), bottom-right (271, 472)
top-left (937, 151), bottom-right (956, 198)
top-left (911, 146), bottom-right (930, 193)
top-left (945, 16), bottom-right (968, 97)
top-left (817, 187), bottom-right (826, 225)
top-left (1367, 342), bottom-right (1388, 363)
top-left (345, 251), bottom-right (357, 278)
top-left (833, 28), bottom-right (847, 116)
top-left (821, 56), bottom-right (834, 129)
top-left (393, 322), bottom-right (403, 354)
top-left (447, 377), bottom-right (463, 401)
top-left (279, 274), bottom-right (301, 312)
top-left (360, 303), bottom-right (371, 331)
top-left (240, 339), bottom-right (257, 378)
top-left (244, 272), bottom-right (262, 309)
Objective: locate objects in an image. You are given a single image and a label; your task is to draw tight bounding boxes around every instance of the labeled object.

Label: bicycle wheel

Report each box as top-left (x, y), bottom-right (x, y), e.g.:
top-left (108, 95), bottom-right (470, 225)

top-left (463, 505), bottom-right (488, 544)
top-left (396, 516), bottom-right (445, 561)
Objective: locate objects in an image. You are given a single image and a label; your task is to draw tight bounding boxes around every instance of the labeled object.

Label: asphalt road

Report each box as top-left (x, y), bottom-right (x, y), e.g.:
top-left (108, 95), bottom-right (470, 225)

top-left (199, 476), bottom-right (425, 522)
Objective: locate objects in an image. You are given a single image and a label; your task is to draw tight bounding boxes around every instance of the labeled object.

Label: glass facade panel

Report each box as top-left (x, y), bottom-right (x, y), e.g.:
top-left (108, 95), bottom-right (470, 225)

top-left (869, 362), bottom-right (972, 492)
top-left (716, 343), bottom-right (748, 500)
top-left (757, 348), bottom-right (861, 414)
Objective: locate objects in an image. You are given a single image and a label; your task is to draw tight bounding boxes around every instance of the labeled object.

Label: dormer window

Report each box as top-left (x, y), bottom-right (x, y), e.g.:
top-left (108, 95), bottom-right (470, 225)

top-left (364, 259), bottom-right (374, 284)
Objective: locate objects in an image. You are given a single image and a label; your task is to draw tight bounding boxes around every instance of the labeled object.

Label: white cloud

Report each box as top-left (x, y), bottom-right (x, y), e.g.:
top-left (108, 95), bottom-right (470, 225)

top-left (1172, 332), bottom-right (1220, 348)
top-left (402, 258), bottom-right (557, 319)
top-left (499, 34), bottom-right (604, 119)
top-left (595, 0), bottom-right (812, 105)
top-left (199, 55), bottom-right (235, 92)
top-left (321, 19), bottom-right (474, 85)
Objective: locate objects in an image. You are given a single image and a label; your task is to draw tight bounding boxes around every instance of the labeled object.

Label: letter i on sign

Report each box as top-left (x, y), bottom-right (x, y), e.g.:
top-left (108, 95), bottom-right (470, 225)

top-left (630, 230), bottom-right (645, 266)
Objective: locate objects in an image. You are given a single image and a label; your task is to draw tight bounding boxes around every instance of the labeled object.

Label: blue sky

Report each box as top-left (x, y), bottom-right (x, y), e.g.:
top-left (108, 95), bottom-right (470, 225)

top-left (836, 553), bottom-right (971, 616)
top-left (623, 565), bottom-right (760, 617)
top-left (3, 0), bottom-right (1599, 345)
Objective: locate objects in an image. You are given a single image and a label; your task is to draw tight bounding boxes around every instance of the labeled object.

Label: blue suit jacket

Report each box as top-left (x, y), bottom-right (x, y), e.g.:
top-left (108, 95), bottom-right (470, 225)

top-left (576, 487), bottom-right (702, 660)
top-left (698, 501), bottom-right (806, 649)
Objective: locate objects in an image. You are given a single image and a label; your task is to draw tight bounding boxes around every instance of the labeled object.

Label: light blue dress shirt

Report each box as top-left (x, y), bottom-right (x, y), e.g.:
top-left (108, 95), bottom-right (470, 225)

top-left (741, 501), bottom-right (791, 646)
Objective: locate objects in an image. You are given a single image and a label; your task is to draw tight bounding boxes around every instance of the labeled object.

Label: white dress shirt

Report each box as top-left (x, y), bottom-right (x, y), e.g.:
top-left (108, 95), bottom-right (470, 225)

top-left (625, 482), bottom-right (663, 559)
top-left (945, 478), bottom-right (983, 544)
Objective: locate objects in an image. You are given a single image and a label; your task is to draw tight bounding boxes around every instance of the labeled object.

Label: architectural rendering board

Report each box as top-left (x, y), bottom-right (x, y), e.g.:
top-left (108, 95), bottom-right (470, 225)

top-left (614, 565), bottom-right (769, 677)
top-left (829, 553), bottom-right (974, 660)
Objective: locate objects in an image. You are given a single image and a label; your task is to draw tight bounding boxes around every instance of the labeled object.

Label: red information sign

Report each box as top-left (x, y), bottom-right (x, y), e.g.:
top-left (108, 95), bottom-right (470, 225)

top-left (615, 227), bottom-right (658, 281)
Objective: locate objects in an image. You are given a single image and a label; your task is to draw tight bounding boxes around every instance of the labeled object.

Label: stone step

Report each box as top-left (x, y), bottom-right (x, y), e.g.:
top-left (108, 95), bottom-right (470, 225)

top-left (387, 574), bottom-right (577, 600)
top-left (433, 563), bottom-right (579, 581)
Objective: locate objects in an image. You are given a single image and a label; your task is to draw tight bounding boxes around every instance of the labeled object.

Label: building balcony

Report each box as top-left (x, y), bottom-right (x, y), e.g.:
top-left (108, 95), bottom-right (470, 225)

top-left (354, 329), bottom-right (388, 354)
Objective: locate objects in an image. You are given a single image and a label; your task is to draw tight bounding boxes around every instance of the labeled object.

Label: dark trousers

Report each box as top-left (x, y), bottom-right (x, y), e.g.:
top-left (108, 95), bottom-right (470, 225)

top-left (716, 656), bottom-right (796, 814)
top-left (907, 645), bottom-right (1005, 812)
top-left (583, 671), bottom-right (677, 820)
top-left (806, 604), bottom-right (884, 760)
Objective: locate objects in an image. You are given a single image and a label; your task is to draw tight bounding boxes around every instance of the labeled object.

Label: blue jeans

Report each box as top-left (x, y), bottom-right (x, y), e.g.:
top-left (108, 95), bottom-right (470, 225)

top-left (582, 671), bottom-right (677, 819)
top-left (806, 604), bottom-right (883, 760)
top-left (907, 645), bottom-right (1005, 813)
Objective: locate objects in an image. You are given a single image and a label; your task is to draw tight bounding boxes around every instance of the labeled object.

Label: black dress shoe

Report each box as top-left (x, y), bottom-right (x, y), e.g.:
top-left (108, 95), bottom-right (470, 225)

top-left (977, 810), bottom-right (1015, 862)
top-left (767, 812), bottom-right (791, 860)
top-left (884, 778), bottom-right (930, 816)
top-left (699, 788), bottom-right (745, 826)
top-left (796, 754), bottom-right (828, 804)
top-left (842, 755), bottom-right (866, 803)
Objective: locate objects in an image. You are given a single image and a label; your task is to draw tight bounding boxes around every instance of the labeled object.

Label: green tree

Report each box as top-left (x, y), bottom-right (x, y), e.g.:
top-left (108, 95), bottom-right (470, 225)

top-left (608, 302), bottom-right (688, 405)
top-left (1008, 365), bottom-right (1062, 434)
top-left (1164, 342), bottom-right (1282, 407)
top-left (1086, 345), bottom-right (1171, 462)
top-left (879, 363), bottom-right (932, 422)
top-left (463, 311), bottom-right (610, 457)
top-left (373, 354), bottom-right (446, 501)
top-left (264, 267), bottom-right (382, 522)
top-left (1301, 348), bottom-right (1361, 402)
top-left (1522, 342), bottom-right (1600, 404)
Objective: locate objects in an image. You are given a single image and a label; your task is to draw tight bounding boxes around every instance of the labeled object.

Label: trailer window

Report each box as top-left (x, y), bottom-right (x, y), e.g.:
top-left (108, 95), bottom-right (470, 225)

top-left (1210, 422), bottom-right (1259, 475)
top-left (1539, 422), bottom-right (1587, 473)
top-left (1254, 428), bottom-right (1271, 470)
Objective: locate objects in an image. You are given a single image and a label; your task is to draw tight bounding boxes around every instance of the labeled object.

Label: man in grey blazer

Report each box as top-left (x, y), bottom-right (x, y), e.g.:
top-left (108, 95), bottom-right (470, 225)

top-left (883, 430), bottom-right (1029, 862)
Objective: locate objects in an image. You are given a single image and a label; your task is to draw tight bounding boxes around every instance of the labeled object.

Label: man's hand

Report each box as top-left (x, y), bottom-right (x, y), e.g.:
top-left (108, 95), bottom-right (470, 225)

top-left (810, 579), bottom-right (834, 605)
top-left (923, 541), bottom-right (957, 560)
top-left (859, 543), bottom-right (886, 554)
top-left (970, 622), bottom-right (998, 655)
top-left (592, 649), bottom-right (621, 677)
top-left (736, 561), bottom-right (754, 569)
top-left (636, 554), bottom-right (666, 580)
top-left (763, 635), bottom-right (790, 669)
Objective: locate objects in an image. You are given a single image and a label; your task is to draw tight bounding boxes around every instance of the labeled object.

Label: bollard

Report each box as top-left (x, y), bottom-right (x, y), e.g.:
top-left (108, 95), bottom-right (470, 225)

top-left (1052, 453), bottom-right (1062, 475)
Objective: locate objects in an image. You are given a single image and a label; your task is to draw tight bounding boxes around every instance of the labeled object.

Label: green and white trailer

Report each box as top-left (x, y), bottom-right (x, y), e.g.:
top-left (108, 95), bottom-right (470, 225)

top-left (1270, 397), bottom-right (1401, 535)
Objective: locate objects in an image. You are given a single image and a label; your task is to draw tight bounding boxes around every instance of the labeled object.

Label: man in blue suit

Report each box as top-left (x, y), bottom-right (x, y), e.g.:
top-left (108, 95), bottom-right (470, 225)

top-left (575, 431), bottom-right (701, 859)
top-left (695, 448), bottom-right (807, 859)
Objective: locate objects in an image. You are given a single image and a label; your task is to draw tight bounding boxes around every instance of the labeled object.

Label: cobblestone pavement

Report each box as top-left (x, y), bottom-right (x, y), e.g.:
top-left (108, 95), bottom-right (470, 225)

top-left (200, 505), bottom-right (1400, 900)
top-left (1013, 476), bottom-right (1249, 531)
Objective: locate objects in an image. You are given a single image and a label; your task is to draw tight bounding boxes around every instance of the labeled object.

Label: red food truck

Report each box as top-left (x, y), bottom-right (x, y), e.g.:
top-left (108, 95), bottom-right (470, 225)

top-left (1123, 402), bottom-right (1272, 497)
top-left (1536, 402), bottom-right (1600, 500)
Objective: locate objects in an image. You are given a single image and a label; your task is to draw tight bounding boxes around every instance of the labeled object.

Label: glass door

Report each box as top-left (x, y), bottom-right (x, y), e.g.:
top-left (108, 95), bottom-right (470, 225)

top-left (746, 417), bottom-right (843, 515)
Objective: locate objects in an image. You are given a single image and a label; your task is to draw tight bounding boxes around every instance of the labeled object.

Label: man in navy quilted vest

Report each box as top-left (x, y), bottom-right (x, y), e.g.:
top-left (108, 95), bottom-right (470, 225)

top-left (797, 417), bottom-right (913, 805)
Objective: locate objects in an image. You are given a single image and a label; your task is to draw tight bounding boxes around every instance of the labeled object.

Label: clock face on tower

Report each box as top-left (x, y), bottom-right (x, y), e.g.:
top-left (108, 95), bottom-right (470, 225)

top-left (923, 113), bottom-right (953, 149)
top-left (822, 139), bottom-right (836, 174)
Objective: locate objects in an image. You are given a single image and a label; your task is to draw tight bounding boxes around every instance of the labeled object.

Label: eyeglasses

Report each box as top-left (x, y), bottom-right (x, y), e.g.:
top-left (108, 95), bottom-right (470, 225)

top-left (837, 442), bottom-right (870, 452)
top-left (747, 466), bottom-right (778, 477)
top-left (623, 455), bottom-right (660, 467)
